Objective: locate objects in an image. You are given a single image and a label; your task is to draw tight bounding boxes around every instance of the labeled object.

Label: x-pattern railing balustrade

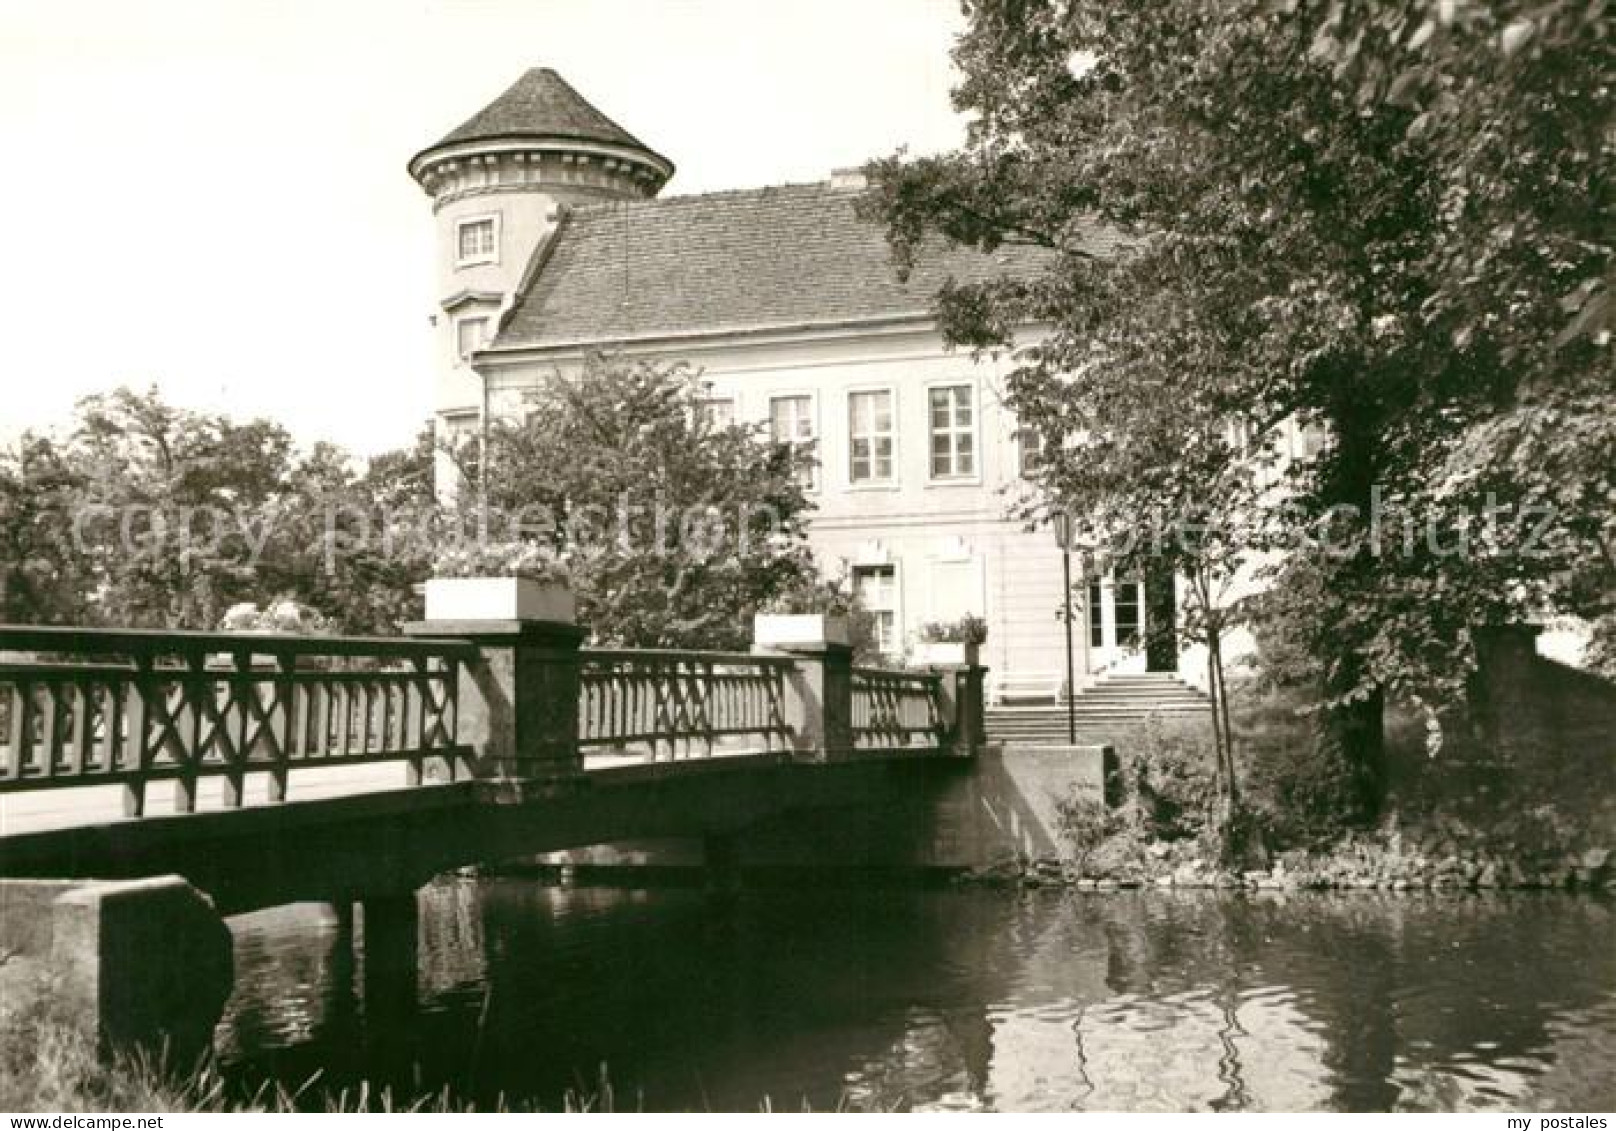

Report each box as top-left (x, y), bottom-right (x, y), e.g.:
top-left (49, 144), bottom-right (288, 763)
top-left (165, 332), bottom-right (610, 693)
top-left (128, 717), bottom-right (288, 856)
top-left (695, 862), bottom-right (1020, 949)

top-left (851, 667), bottom-right (947, 752)
top-left (0, 627), bottom-right (475, 817)
top-left (578, 649), bottom-right (794, 761)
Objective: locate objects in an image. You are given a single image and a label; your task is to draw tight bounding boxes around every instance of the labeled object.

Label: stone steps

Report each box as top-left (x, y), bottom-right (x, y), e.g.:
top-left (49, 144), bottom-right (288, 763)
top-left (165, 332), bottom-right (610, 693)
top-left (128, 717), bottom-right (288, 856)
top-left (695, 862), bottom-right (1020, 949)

top-left (986, 671), bottom-right (1210, 745)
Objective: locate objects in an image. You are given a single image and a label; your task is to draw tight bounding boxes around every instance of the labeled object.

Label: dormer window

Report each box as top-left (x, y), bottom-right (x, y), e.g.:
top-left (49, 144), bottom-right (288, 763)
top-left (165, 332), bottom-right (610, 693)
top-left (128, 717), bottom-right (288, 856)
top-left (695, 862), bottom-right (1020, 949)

top-left (456, 215), bottom-right (499, 267)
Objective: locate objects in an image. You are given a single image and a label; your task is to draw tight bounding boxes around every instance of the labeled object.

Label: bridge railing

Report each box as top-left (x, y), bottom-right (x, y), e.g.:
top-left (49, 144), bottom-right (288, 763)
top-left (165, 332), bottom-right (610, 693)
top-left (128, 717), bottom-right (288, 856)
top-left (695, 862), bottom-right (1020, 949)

top-left (850, 667), bottom-right (948, 753)
top-left (0, 627), bottom-right (475, 816)
top-left (578, 648), bottom-right (794, 761)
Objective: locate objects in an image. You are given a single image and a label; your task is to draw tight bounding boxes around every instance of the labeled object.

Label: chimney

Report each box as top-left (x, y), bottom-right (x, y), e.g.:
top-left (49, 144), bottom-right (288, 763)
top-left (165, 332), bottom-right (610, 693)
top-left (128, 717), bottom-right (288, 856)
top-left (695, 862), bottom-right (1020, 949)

top-left (829, 166), bottom-right (868, 190)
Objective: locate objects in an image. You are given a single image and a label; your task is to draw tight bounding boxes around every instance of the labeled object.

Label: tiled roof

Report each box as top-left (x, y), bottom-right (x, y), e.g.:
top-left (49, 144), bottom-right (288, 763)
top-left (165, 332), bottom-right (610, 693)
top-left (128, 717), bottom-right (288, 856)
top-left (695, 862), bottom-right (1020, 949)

top-left (497, 182), bottom-right (1114, 349)
top-left (419, 67), bottom-right (660, 157)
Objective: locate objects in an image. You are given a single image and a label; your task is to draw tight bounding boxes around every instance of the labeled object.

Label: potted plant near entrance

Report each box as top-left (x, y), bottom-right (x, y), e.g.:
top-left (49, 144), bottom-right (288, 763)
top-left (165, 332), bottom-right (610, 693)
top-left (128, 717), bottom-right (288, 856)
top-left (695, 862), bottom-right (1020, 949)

top-left (914, 615), bottom-right (988, 667)
top-left (426, 541), bottom-right (575, 623)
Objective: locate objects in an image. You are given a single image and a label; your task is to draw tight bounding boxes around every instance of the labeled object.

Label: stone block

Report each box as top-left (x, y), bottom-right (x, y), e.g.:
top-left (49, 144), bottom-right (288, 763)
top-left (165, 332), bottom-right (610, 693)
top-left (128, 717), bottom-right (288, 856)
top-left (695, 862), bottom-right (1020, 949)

top-left (8, 875), bottom-right (235, 1065)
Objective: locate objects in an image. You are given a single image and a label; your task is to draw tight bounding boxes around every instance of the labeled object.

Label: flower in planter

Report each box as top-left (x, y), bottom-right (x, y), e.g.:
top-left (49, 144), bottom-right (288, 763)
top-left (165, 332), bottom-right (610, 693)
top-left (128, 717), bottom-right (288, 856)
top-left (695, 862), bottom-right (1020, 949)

top-left (918, 614), bottom-right (989, 646)
top-left (431, 540), bottom-right (568, 583)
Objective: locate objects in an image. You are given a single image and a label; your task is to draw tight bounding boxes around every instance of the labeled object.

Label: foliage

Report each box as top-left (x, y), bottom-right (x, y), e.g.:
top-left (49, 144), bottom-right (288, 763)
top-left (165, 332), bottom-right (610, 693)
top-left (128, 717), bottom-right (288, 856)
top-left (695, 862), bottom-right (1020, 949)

top-left (1236, 681), bottom-right (1369, 844)
top-left (0, 434), bottom-right (92, 624)
top-left (1119, 715), bottom-right (1222, 843)
top-left (862, 0), bottom-right (1613, 818)
top-left (918, 614), bottom-right (988, 645)
top-left (1053, 789), bottom-right (1112, 872)
top-left (1583, 615), bottom-right (1616, 681)
top-left (469, 354), bottom-right (820, 650)
top-left (279, 424), bottom-right (437, 636)
top-left (759, 581), bottom-right (857, 617)
top-left (1, 387), bottom-right (434, 635)
top-left (67, 386), bottom-right (297, 628)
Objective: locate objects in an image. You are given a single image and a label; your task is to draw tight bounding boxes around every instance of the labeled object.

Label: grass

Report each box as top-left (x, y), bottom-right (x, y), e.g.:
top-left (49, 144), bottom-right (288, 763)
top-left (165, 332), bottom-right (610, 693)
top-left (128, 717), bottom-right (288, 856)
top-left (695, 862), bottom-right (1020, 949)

top-left (0, 975), bottom-right (882, 1113)
top-left (0, 978), bottom-right (579, 1114)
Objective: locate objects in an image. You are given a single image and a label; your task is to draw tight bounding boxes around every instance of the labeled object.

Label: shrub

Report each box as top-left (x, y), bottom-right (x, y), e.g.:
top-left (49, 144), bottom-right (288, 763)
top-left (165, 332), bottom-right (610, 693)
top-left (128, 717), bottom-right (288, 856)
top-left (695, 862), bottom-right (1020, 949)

top-left (1120, 714), bottom-right (1219, 841)
top-left (1233, 683), bottom-right (1364, 848)
top-left (1054, 790), bottom-right (1112, 871)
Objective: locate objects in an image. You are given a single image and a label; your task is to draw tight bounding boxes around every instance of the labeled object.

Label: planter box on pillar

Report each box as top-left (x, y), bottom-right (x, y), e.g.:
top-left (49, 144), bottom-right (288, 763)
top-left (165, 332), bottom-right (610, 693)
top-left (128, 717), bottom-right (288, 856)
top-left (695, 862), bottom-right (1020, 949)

top-left (407, 580), bottom-right (583, 784)
top-left (753, 613), bottom-right (850, 649)
top-left (914, 640), bottom-right (980, 668)
top-left (424, 577), bottom-right (576, 623)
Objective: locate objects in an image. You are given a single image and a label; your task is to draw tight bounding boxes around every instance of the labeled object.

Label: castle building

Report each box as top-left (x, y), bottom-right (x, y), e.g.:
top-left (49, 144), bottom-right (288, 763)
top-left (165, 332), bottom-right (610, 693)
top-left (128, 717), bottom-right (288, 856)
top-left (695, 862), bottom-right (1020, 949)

top-left (410, 67), bottom-right (1166, 695)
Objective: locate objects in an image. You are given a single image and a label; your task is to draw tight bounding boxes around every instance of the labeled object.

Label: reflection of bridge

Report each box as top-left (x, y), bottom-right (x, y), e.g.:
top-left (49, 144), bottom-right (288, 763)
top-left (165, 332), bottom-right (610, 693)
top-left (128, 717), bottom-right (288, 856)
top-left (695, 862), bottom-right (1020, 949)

top-left (0, 613), bottom-right (1019, 1054)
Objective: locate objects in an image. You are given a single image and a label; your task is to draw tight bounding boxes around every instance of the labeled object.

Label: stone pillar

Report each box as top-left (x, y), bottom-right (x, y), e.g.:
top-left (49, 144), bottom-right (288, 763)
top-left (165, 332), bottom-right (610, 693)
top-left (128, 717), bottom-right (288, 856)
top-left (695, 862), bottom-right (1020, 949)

top-left (758, 640), bottom-right (854, 762)
top-left (932, 660), bottom-right (988, 756)
top-left (1468, 623), bottom-right (1545, 762)
top-left (406, 614), bottom-right (585, 781)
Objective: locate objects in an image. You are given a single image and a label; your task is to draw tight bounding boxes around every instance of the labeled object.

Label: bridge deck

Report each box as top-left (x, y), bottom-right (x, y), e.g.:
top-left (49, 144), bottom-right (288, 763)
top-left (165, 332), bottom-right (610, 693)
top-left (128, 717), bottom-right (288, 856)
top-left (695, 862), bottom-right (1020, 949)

top-left (0, 747), bottom-right (790, 836)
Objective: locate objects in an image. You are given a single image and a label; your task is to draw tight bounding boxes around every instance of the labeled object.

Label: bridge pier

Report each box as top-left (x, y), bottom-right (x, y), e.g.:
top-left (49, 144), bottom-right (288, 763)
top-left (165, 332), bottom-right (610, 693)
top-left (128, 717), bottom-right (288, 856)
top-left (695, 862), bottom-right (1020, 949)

top-left (357, 891), bottom-right (420, 1077)
top-left (703, 833), bottom-right (743, 898)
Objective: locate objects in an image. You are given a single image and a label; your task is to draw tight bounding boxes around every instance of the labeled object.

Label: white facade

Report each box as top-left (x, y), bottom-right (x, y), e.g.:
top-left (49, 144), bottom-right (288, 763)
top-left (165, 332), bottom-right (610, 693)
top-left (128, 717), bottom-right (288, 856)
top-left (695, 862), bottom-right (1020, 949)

top-left (474, 320), bottom-right (1100, 689)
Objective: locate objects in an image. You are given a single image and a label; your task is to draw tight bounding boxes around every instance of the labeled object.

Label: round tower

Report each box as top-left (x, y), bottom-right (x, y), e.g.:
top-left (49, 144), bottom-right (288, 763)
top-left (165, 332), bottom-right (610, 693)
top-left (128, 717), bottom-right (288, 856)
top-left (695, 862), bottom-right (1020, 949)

top-left (410, 68), bottom-right (674, 447)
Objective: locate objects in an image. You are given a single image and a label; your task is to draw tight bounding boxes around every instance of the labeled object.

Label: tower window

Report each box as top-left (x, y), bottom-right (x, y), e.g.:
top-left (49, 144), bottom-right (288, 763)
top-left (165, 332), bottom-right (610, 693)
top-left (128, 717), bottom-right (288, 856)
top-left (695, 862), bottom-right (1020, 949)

top-left (456, 316), bottom-right (490, 359)
top-left (456, 215), bottom-right (499, 266)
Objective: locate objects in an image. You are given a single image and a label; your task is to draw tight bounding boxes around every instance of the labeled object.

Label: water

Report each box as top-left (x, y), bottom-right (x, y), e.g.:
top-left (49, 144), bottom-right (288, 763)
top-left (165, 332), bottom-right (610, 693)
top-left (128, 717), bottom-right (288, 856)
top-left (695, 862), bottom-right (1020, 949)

top-left (218, 881), bottom-right (1616, 1112)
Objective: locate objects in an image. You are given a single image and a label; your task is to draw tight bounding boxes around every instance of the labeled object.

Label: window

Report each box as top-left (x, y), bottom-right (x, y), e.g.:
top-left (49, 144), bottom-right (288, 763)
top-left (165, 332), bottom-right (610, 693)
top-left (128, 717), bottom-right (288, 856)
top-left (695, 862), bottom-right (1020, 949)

top-left (1088, 582), bottom-right (1104, 648)
top-left (770, 395), bottom-right (817, 488)
top-left (1115, 582), bottom-right (1142, 649)
top-left (441, 411), bottom-right (481, 491)
top-left (929, 385), bottom-right (975, 479)
top-left (700, 398), bottom-right (735, 428)
top-left (854, 565), bottom-right (899, 655)
top-left (848, 390), bottom-right (895, 484)
top-left (1016, 427), bottom-right (1043, 475)
top-left (456, 216), bottom-right (498, 266)
top-left (456, 316), bottom-right (489, 359)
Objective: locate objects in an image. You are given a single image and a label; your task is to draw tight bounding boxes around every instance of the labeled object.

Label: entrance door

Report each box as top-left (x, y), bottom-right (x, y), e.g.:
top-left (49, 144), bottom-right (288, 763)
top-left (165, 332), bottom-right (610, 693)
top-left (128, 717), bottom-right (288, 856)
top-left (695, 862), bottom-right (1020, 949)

top-left (1085, 578), bottom-right (1147, 674)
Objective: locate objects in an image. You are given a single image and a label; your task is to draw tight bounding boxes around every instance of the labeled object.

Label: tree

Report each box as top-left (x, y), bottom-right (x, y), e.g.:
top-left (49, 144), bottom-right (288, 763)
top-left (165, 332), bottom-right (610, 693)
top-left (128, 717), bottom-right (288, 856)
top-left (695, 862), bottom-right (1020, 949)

top-left (6, 386), bottom-right (435, 634)
top-left (272, 425), bottom-right (437, 635)
top-left (70, 386), bottom-right (297, 629)
top-left (0, 434), bottom-right (92, 624)
top-left (468, 354), bottom-right (820, 649)
top-left (864, 0), bottom-right (1612, 819)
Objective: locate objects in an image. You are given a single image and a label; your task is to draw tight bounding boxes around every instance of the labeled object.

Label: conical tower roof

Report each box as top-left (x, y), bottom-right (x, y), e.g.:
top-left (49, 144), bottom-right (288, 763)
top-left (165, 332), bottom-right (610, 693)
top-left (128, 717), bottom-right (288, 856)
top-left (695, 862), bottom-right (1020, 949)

top-left (410, 68), bottom-right (672, 181)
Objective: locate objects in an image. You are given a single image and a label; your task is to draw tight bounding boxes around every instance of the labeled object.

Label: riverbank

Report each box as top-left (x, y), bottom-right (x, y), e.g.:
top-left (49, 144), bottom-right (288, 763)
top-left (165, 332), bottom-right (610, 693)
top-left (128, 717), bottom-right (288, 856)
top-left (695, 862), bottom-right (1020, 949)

top-left (968, 829), bottom-right (1613, 893)
top-left (974, 683), bottom-right (1616, 895)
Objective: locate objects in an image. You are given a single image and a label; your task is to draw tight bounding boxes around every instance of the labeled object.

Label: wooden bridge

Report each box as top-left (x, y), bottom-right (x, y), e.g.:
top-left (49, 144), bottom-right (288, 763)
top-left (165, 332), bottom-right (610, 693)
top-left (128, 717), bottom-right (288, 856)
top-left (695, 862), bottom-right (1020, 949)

top-left (0, 615), bottom-right (986, 914)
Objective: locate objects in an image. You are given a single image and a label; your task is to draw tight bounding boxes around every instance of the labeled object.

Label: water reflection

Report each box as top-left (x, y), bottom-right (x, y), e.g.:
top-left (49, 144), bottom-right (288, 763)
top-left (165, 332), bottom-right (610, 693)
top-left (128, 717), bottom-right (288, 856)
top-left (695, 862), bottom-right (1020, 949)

top-left (219, 884), bottom-right (1616, 1112)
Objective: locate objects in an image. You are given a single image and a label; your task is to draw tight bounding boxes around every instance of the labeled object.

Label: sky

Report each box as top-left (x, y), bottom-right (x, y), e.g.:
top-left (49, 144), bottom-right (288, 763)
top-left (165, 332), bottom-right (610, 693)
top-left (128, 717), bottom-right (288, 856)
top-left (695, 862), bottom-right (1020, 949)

top-left (0, 0), bottom-right (966, 456)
